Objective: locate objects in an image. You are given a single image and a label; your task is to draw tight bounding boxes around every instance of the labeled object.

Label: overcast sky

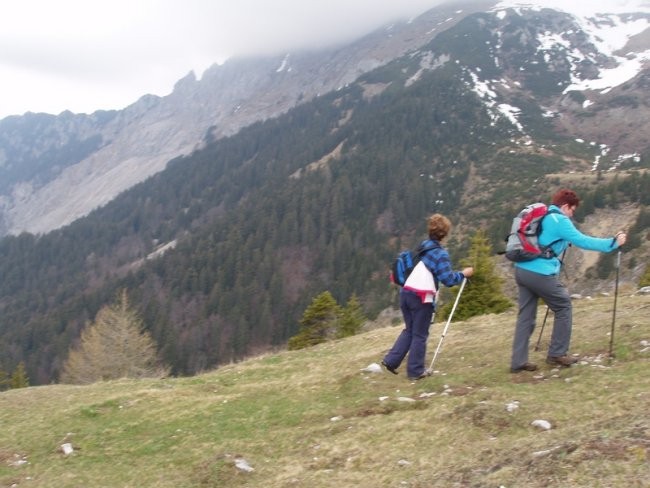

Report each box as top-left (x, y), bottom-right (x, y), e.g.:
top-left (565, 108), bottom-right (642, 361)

top-left (2, 0), bottom-right (646, 120)
top-left (0, 0), bottom-right (444, 119)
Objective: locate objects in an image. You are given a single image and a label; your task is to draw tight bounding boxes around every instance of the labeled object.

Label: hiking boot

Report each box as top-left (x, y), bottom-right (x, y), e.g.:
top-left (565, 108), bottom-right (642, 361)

top-left (510, 362), bottom-right (538, 373)
top-left (381, 360), bottom-right (398, 375)
top-left (408, 373), bottom-right (428, 381)
top-left (546, 355), bottom-right (578, 367)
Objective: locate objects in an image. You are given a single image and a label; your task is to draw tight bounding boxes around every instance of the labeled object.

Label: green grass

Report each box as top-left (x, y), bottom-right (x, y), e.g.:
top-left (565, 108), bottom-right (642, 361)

top-left (1, 293), bottom-right (649, 487)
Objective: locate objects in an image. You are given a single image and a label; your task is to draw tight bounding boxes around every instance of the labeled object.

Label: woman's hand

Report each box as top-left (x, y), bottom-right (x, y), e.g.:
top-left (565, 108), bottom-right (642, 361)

top-left (462, 267), bottom-right (474, 277)
top-left (615, 232), bottom-right (627, 247)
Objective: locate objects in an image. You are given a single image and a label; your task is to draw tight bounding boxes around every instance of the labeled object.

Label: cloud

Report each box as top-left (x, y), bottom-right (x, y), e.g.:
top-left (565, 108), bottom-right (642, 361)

top-left (0, 0), bottom-right (441, 118)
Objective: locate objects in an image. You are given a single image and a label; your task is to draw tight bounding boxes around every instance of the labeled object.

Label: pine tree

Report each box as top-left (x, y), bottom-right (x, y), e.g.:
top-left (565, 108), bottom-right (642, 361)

top-left (337, 294), bottom-right (367, 338)
top-left (288, 291), bottom-right (341, 350)
top-left (0, 369), bottom-right (11, 391)
top-left (10, 361), bottom-right (29, 389)
top-left (60, 290), bottom-right (168, 384)
top-left (439, 230), bottom-right (512, 321)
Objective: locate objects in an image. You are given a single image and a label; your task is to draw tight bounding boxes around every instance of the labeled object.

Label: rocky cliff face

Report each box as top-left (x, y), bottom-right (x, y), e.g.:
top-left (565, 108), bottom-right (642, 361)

top-left (0, 1), bottom-right (494, 236)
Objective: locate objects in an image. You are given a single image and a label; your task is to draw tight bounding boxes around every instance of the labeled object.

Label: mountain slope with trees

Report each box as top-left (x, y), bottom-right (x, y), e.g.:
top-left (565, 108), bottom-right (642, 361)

top-left (0, 5), bottom-right (649, 384)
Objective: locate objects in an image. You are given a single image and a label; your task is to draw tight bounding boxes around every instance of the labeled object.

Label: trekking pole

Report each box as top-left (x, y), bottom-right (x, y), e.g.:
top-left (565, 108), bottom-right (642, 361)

top-left (534, 307), bottom-right (551, 352)
top-left (609, 248), bottom-right (622, 359)
top-left (426, 277), bottom-right (467, 374)
top-left (533, 247), bottom-right (569, 351)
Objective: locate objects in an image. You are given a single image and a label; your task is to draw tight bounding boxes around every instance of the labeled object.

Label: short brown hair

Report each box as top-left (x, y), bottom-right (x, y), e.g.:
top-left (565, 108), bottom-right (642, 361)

top-left (428, 214), bottom-right (451, 241)
top-left (551, 188), bottom-right (580, 207)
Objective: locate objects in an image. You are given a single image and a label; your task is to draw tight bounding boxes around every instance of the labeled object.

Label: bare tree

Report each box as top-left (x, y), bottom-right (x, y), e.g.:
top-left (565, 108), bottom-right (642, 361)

top-left (61, 290), bottom-right (168, 384)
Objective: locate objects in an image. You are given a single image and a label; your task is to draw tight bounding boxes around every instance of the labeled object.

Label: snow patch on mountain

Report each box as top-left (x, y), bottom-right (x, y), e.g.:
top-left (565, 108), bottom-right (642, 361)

top-left (494, 0), bottom-right (650, 95)
top-left (494, 0), bottom-right (650, 17)
top-left (472, 0), bottom-right (650, 140)
top-left (466, 71), bottom-right (525, 133)
top-left (563, 11), bottom-right (650, 94)
top-left (276, 54), bottom-right (292, 73)
top-left (405, 51), bottom-right (450, 87)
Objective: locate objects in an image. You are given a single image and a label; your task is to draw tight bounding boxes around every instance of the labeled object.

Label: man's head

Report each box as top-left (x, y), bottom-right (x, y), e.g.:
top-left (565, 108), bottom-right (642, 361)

top-left (428, 214), bottom-right (451, 241)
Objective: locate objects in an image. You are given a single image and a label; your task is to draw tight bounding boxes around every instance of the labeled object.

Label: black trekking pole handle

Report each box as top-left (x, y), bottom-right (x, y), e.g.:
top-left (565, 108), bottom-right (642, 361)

top-left (611, 232), bottom-right (625, 248)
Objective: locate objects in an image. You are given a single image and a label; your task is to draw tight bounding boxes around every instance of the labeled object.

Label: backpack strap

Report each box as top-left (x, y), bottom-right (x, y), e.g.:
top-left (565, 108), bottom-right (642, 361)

top-left (416, 240), bottom-right (440, 256)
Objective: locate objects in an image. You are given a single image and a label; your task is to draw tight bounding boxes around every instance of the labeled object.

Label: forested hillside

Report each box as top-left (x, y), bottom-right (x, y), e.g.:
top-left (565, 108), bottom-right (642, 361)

top-left (1, 7), bottom-right (649, 384)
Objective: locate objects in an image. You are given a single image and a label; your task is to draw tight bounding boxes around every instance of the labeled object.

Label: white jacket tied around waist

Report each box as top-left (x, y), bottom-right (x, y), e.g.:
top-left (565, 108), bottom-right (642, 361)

top-left (403, 261), bottom-right (437, 303)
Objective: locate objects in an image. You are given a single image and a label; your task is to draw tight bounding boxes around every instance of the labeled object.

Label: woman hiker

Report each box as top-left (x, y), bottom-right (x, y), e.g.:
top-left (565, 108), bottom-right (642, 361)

top-left (382, 213), bottom-right (473, 380)
top-left (510, 188), bottom-right (627, 373)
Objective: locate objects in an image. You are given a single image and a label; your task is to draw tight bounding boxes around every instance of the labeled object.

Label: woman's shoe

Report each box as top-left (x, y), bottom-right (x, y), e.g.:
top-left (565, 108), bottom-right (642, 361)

top-left (381, 360), bottom-right (398, 375)
top-left (510, 362), bottom-right (538, 373)
top-left (546, 355), bottom-right (578, 367)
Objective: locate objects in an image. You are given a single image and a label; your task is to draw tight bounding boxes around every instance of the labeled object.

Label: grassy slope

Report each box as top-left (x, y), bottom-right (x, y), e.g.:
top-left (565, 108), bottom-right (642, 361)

top-left (1, 292), bottom-right (649, 488)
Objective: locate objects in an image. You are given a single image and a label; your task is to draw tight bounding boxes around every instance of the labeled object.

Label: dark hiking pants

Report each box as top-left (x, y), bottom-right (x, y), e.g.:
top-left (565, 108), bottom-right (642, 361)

top-left (384, 290), bottom-right (434, 378)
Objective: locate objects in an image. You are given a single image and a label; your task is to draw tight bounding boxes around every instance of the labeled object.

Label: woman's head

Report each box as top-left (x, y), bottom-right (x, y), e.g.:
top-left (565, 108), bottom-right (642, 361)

top-left (551, 188), bottom-right (580, 208)
top-left (428, 214), bottom-right (451, 241)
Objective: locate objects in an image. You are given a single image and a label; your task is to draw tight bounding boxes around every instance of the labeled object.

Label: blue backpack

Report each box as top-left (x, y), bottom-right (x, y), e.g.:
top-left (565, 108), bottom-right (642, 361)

top-left (390, 241), bottom-right (436, 286)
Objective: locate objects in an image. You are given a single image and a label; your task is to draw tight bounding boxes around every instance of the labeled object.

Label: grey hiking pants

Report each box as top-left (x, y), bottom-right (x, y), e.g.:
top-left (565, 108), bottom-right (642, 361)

top-left (511, 267), bottom-right (572, 369)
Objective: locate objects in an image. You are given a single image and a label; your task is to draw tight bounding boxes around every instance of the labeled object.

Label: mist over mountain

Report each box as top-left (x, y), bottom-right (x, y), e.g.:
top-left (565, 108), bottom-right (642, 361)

top-left (0, 1), bottom-right (491, 237)
top-left (0, 0), bottom-right (648, 384)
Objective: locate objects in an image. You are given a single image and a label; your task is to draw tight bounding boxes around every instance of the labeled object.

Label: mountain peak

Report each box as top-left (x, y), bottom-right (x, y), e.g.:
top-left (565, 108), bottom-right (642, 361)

top-left (494, 0), bottom-right (650, 16)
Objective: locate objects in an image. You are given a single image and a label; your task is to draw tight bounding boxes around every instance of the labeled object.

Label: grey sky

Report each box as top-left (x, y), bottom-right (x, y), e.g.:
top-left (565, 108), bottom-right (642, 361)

top-left (0, 0), bottom-right (443, 119)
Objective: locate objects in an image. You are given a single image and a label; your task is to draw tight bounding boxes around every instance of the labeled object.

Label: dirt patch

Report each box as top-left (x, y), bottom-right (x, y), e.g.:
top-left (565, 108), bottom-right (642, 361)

top-left (448, 385), bottom-right (476, 396)
top-left (359, 82), bottom-right (391, 100)
top-left (356, 405), bottom-right (397, 417)
top-left (510, 373), bottom-right (546, 384)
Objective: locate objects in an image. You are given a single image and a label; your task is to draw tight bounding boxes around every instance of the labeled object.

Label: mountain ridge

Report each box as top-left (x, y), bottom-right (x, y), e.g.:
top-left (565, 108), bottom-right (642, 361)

top-left (0, 0), bottom-right (495, 236)
top-left (4, 0), bottom-right (649, 235)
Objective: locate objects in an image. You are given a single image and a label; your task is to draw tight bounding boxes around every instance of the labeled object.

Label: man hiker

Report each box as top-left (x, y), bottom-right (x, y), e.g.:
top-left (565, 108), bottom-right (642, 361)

top-left (510, 189), bottom-right (627, 373)
top-left (382, 213), bottom-right (473, 380)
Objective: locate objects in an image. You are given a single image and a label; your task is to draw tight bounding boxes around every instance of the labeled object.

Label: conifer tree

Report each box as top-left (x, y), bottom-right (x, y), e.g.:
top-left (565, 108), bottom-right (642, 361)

top-left (60, 290), bottom-right (168, 384)
top-left (10, 361), bottom-right (29, 389)
top-left (0, 369), bottom-right (11, 391)
top-left (288, 291), bottom-right (341, 350)
top-left (337, 294), bottom-right (367, 338)
top-left (439, 230), bottom-right (512, 321)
